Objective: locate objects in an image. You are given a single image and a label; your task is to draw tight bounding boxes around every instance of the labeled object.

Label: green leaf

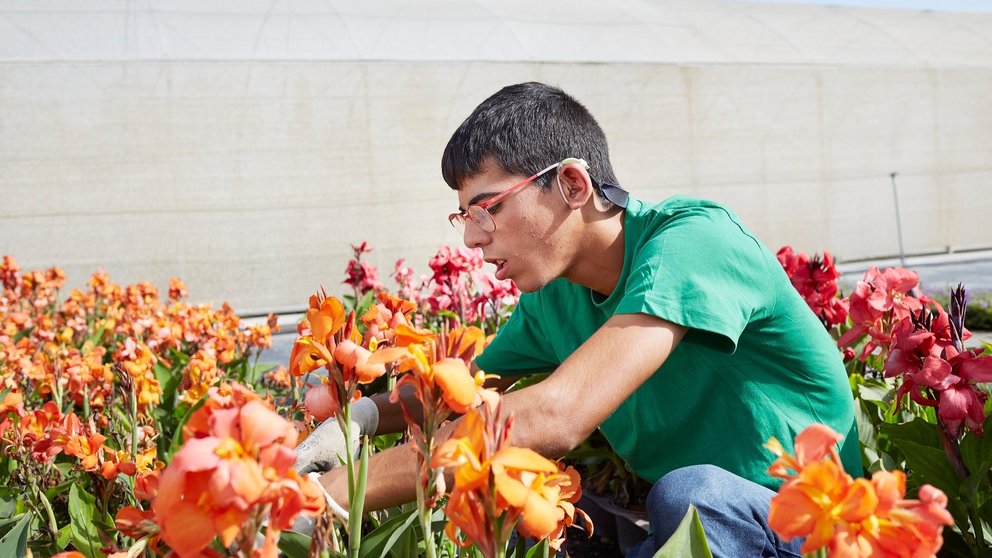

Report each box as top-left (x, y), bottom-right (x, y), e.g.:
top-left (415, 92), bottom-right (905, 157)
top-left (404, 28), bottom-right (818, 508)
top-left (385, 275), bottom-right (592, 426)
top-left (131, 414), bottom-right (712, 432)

top-left (891, 440), bottom-right (960, 495)
top-left (880, 417), bottom-right (942, 451)
top-left (12, 326), bottom-right (34, 343)
top-left (651, 505), bottom-right (712, 558)
top-left (68, 483), bottom-right (101, 558)
top-left (0, 513), bottom-right (31, 558)
top-left (154, 360), bottom-right (182, 412)
top-left (247, 362), bottom-right (278, 386)
top-left (370, 432), bottom-right (404, 453)
top-left (166, 398), bottom-right (205, 459)
top-left (524, 538), bottom-right (549, 558)
top-left (960, 415), bottom-right (992, 475)
top-left (56, 524), bottom-right (72, 550)
top-left (85, 322), bottom-right (106, 347)
top-left (276, 528), bottom-right (312, 558)
top-left (857, 378), bottom-right (894, 404)
top-left (0, 488), bottom-right (16, 520)
top-left (357, 507), bottom-right (419, 558)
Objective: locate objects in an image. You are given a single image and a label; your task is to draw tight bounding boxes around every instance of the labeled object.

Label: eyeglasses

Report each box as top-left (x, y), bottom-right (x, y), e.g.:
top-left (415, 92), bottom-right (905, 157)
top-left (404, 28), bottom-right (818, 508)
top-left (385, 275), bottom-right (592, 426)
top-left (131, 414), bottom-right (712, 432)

top-left (448, 158), bottom-right (589, 234)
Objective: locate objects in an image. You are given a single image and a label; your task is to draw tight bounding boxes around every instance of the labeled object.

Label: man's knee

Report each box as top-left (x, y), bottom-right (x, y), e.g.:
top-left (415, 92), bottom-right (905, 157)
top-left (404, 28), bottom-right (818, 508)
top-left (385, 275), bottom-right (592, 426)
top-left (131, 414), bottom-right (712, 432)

top-left (647, 464), bottom-right (727, 516)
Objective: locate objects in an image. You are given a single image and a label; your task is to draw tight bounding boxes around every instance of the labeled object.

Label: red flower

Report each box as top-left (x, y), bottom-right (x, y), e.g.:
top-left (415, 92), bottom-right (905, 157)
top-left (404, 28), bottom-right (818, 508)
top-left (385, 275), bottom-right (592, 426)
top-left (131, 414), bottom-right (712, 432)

top-left (838, 267), bottom-right (923, 359)
top-left (884, 308), bottom-right (992, 436)
top-left (776, 247), bottom-right (847, 328)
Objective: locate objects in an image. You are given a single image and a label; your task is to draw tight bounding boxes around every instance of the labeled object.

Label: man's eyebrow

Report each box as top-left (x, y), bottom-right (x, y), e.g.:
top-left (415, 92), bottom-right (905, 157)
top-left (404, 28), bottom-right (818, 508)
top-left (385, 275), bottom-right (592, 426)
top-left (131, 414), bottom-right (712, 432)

top-left (457, 192), bottom-right (498, 213)
top-left (467, 192), bottom-right (497, 207)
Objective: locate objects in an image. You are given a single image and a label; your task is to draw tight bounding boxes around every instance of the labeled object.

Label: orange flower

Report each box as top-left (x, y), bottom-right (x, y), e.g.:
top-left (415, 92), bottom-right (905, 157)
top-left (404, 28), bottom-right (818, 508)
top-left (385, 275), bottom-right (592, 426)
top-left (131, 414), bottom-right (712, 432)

top-left (181, 349), bottom-right (222, 405)
top-left (361, 292), bottom-right (417, 347)
top-left (370, 325), bottom-right (493, 417)
top-left (101, 448), bottom-right (138, 479)
top-left (152, 394), bottom-right (323, 556)
top-left (766, 423), bottom-right (844, 480)
top-left (114, 505), bottom-right (161, 553)
top-left (289, 291), bottom-right (346, 377)
top-left (306, 291), bottom-right (346, 345)
top-left (333, 339), bottom-right (387, 383)
top-left (767, 425), bottom-right (953, 556)
top-left (303, 377), bottom-right (341, 421)
top-left (432, 403), bottom-right (588, 557)
top-left (65, 432), bottom-right (106, 472)
top-left (135, 469), bottom-right (160, 501)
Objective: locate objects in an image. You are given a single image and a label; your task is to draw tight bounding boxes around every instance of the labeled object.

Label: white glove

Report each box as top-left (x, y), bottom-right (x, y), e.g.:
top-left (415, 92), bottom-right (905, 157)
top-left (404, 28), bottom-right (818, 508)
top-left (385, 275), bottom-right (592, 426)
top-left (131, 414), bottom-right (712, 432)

top-left (290, 473), bottom-right (351, 536)
top-left (294, 397), bottom-right (379, 475)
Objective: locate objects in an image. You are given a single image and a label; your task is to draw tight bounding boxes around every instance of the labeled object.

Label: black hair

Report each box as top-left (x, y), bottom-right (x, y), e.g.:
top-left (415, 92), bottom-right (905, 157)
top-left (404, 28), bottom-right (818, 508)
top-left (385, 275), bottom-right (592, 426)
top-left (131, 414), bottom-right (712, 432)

top-left (441, 82), bottom-right (619, 198)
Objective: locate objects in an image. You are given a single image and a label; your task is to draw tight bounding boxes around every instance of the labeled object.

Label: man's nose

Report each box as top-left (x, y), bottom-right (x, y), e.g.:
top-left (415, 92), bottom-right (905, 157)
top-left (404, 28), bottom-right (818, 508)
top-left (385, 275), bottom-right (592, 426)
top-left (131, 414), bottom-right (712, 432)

top-left (462, 220), bottom-right (490, 249)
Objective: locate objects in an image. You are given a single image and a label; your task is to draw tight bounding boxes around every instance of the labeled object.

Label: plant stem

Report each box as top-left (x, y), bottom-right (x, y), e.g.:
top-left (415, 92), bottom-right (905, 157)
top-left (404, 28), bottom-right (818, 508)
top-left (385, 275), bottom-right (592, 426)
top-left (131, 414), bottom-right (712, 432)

top-left (416, 478), bottom-right (437, 558)
top-left (38, 489), bottom-right (59, 544)
top-left (130, 382), bottom-right (139, 458)
top-left (342, 404), bottom-right (357, 556)
top-left (968, 502), bottom-right (988, 558)
top-left (82, 384), bottom-right (90, 420)
top-left (419, 408), bottom-right (438, 558)
top-left (933, 412), bottom-right (981, 554)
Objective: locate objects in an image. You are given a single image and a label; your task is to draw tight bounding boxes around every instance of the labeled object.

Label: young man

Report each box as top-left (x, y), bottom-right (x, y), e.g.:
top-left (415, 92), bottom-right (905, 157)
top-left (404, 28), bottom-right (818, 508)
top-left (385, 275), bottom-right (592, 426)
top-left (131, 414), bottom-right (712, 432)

top-left (297, 82), bottom-right (860, 557)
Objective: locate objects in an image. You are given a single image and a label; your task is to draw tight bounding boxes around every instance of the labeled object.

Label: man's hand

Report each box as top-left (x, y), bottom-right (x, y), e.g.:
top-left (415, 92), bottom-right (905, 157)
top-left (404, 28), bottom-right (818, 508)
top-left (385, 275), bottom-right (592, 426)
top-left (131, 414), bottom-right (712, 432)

top-left (294, 397), bottom-right (379, 474)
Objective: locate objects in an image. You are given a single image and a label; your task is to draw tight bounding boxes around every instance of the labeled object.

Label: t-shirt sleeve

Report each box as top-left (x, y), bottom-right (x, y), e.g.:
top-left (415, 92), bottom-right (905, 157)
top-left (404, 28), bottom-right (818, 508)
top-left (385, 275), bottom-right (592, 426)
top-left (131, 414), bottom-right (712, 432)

top-left (475, 292), bottom-right (560, 376)
top-left (614, 205), bottom-right (771, 353)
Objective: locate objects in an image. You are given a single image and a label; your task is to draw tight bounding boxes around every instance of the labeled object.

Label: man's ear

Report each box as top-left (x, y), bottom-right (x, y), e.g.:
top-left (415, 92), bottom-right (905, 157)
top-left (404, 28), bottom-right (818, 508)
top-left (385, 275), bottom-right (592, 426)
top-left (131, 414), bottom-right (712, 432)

top-left (557, 163), bottom-right (594, 210)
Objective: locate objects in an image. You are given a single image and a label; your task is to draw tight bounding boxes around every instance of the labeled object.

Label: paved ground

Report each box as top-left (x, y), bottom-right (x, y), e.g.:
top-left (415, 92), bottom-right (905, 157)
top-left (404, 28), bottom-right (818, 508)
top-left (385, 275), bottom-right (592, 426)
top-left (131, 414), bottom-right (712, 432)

top-left (837, 249), bottom-right (992, 294)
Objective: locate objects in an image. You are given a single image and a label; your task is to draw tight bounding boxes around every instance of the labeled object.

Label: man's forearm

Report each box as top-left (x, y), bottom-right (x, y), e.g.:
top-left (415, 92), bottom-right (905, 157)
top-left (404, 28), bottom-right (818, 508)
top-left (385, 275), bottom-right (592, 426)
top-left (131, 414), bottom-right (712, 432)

top-left (319, 441), bottom-right (421, 511)
top-left (369, 385), bottom-right (422, 435)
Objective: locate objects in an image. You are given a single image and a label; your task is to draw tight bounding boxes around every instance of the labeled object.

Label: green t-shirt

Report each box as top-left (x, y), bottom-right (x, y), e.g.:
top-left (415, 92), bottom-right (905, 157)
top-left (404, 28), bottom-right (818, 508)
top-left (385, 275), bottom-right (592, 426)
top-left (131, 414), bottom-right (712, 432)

top-left (476, 195), bottom-right (860, 489)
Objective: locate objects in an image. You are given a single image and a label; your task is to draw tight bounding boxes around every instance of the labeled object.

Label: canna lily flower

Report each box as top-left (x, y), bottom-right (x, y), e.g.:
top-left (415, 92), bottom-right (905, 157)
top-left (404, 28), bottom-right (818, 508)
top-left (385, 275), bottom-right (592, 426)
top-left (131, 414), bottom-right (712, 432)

top-left (181, 349), bottom-right (222, 405)
top-left (866, 267), bottom-right (922, 319)
top-left (306, 292), bottom-right (345, 346)
top-left (304, 377), bottom-right (342, 421)
top-left (776, 247), bottom-right (847, 328)
top-left (884, 305), bottom-right (992, 437)
top-left (153, 394), bottom-right (323, 557)
top-left (766, 423), bottom-right (844, 480)
top-left (432, 403), bottom-right (589, 557)
top-left (543, 465), bottom-right (592, 551)
top-left (333, 339), bottom-right (387, 383)
top-left (767, 425), bottom-right (952, 556)
top-left (134, 469), bottom-right (160, 501)
top-left (65, 431), bottom-right (107, 472)
top-left (361, 292), bottom-right (417, 347)
top-left (289, 291), bottom-right (346, 377)
top-left (101, 448), bottom-right (138, 479)
top-left (837, 267), bottom-right (925, 360)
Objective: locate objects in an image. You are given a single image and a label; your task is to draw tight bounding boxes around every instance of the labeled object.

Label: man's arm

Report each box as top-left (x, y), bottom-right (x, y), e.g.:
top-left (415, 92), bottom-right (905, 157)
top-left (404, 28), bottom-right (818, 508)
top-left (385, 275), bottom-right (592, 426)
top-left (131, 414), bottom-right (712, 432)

top-left (319, 312), bottom-right (686, 510)
top-left (499, 312), bottom-right (686, 458)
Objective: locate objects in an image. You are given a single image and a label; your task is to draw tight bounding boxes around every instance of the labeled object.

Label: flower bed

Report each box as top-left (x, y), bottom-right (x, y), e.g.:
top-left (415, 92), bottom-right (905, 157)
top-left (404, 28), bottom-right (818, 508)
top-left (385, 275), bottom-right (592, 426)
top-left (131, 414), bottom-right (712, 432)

top-left (0, 243), bottom-right (985, 557)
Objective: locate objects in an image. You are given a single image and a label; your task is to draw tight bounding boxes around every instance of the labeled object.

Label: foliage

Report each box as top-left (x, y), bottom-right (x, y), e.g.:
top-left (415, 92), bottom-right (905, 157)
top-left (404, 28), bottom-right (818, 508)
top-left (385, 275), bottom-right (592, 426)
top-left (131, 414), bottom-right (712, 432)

top-left (0, 255), bottom-right (294, 556)
top-left (9, 238), bottom-right (984, 558)
top-left (777, 247), bottom-right (992, 557)
top-left (1, 247), bottom-right (588, 558)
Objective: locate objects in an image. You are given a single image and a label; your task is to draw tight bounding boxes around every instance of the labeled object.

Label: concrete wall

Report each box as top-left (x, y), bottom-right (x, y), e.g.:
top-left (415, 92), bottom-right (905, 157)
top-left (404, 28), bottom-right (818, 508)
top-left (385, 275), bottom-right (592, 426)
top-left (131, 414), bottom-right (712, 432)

top-left (3, 46), bottom-right (991, 314)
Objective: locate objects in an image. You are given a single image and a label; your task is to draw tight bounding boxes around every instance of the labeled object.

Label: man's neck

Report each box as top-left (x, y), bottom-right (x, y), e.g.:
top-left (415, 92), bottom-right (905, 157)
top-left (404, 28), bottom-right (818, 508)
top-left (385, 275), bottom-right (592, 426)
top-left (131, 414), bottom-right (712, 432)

top-left (562, 209), bottom-right (626, 297)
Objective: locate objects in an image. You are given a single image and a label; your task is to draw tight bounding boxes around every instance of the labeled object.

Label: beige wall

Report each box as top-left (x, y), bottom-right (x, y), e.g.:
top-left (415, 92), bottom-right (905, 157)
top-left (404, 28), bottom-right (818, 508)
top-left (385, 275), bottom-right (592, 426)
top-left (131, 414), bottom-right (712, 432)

top-left (2, 61), bottom-right (991, 313)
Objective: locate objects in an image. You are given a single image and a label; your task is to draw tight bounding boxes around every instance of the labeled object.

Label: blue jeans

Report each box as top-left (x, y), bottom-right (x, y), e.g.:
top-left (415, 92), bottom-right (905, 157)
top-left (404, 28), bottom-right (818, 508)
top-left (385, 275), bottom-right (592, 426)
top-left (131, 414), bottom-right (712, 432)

top-left (626, 465), bottom-right (803, 558)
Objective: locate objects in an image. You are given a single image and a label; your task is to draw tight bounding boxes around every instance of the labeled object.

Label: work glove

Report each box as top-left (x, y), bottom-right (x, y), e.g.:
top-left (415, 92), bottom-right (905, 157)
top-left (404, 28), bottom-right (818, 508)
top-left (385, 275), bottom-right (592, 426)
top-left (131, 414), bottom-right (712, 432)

top-left (294, 397), bottom-right (380, 475)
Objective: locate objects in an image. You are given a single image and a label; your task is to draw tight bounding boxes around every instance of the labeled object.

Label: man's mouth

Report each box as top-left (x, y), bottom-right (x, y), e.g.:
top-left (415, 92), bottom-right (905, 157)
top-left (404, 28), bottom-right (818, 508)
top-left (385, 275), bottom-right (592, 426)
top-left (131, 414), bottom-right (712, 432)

top-left (487, 258), bottom-right (508, 279)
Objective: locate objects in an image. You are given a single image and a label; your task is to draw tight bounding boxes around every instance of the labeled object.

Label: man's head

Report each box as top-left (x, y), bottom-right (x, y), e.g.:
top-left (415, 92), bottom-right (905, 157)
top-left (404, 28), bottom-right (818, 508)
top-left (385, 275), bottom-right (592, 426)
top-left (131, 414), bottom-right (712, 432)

top-left (441, 82), bottom-right (618, 197)
top-left (440, 83), bottom-right (625, 294)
